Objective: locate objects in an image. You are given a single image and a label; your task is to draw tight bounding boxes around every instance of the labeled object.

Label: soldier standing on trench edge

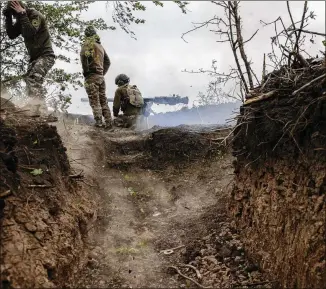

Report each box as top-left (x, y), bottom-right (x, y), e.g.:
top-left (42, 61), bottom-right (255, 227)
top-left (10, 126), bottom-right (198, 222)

top-left (80, 26), bottom-right (113, 129)
top-left (3, 1), bottom-right (56, 118)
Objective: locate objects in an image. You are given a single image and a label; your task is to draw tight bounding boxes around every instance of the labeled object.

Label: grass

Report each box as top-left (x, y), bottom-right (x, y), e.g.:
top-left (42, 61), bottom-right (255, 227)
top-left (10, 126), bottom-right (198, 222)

top-left (115, 246), bottom-right (139, 255)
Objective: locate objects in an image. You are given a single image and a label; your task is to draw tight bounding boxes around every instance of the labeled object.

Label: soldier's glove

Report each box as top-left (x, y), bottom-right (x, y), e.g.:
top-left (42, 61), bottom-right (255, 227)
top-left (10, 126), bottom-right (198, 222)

top-left (2, 8), bottom-right (12, 17)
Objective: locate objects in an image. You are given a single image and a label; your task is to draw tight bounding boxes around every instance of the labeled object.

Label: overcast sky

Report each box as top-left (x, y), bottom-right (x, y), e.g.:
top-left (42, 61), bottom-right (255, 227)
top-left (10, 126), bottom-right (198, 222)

top-left (63, 1), bottom-right (326, 115)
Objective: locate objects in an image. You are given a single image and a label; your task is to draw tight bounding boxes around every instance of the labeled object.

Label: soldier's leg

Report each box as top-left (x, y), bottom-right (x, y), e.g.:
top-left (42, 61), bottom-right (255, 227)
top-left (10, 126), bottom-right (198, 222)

top-left (113, 115), bottom-right (125, 127)
top-left (121, 115), bottom-right (137, 128)
top-left (25, 56), bottom-right (55, 116)
top-left (24, 60), bottom-right (39, 115)
top-left (127, 108), bottom-right (141, 129)
top-left (98, 78), bottom-right (112, 126)
top-left (85, 76), bottom-right (102, 126)
top-left (129, 115), bottom-right (138, 129)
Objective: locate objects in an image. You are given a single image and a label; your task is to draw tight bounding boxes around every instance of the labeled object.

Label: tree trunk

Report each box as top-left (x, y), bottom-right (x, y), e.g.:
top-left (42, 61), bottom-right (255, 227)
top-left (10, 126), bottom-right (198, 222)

top-left (230, 2), bottom-right (254, 90)
top-left (227, 5), bottom-right (249, 94)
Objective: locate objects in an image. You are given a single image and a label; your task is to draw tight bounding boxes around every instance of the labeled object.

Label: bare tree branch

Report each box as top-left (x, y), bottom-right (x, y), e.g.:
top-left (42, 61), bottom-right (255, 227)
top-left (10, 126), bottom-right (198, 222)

top-left (239, 29), bottom-right (259, 48)
top-left (250, 63), bottom-right (260, 86)
top-left (286, 1), bottom-right (299, 39)
top-left (280, 44), bottom-right (309, 67)
top-left (181, 17), bottom-right (218, 43)
top-left (227, 4), bottom-right (249, 94)
top-left (230, 2), bottom-right (254, 89)
top-left (262, 53), bottom-right (266, 82)
top-left (294, 1), bottom-right (308, 54)
top-left (211, 1), bottom-right (228, 9)
top-left (288, 28), bottom-right (326, 37)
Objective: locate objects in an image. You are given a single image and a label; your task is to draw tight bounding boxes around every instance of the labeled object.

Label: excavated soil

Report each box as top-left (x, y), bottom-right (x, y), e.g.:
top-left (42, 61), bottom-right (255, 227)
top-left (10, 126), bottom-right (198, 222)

top-left (2, 61), bottom-right (325, 288)
top-left (230, 63), bottom-right (326, 287)
top-left (1, 97), bottom-right (273, 288)
top-left (0, 100), bottom-right (98, 288)
top-left (56, 122), bottom-right (273, 288)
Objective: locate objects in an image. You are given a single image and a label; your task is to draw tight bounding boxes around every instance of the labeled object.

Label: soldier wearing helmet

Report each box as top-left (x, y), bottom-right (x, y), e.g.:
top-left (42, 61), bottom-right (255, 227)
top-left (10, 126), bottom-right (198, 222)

top-left (113, 74), bottom-right (144, 128)
top-left (80, 25), bottom-right (112, 128)
top-left (3, 1), bottom-right (55, 118)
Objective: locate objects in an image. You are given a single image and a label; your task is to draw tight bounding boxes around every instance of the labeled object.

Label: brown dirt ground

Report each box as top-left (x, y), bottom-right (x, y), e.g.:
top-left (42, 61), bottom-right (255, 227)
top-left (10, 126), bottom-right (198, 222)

top-left (0, 100), bottom-right (98, 288)
top-left (57, 121), bottom-right (274, 288)
top-left (1, 97), bottom-right (274, 288)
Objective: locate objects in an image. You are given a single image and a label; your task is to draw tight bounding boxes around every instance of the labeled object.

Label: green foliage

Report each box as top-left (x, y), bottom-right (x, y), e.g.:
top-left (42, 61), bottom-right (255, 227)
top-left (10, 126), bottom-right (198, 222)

top-left (128, 187), bottom-right (137, 197)
top-left (323, 40), bottom-right (326, 47)
top-left (0, 1), bottom-right (189, 110)
top-left (115, 247), bottom-right (139, 255)
top-left (0, 1), bottom-right (110, 110)
top-left (30, 168), bottom-right (43, 176)
top-left (110, 1), bottom-right (189, 39)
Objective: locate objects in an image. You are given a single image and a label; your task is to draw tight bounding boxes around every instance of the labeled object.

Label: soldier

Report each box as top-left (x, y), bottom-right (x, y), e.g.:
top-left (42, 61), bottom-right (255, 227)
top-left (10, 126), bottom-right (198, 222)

top-left (113, 74), bottom-right (144, 128)
top-left (80, 25), bottom-right (112, 128)
top-left (3, 1), bottom-right (56, 118)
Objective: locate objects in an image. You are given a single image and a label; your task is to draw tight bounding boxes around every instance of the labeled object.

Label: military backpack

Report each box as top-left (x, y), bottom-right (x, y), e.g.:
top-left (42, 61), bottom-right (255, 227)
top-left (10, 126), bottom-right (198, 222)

top-left (125, 84), bottom-right (144, 108)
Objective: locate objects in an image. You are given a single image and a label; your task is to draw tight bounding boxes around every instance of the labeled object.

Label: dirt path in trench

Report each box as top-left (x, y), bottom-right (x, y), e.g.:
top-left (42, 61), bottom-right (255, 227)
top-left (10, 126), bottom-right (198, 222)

top-left (57, 122), bottom-right (270, 288)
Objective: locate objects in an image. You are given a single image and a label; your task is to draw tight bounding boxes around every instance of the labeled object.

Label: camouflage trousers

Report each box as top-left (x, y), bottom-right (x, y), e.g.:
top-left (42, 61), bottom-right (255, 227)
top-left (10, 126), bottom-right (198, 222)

top-left (85, 74), bottom-right (112, 124)
top-left (25, 55), bottom-right (55, 114)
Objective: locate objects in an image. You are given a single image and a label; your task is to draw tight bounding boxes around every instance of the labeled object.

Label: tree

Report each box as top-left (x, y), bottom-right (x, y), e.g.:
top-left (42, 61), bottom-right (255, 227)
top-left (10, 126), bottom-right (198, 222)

top-left (260, 1), bottom-right (324, 70)
top-left (182, 1), bottom-right (258, 103)
top-left (108, 1), bottom-right (189, 39)
top-left (182, 1), bottom-right (323, 103)
top-left (193, 60), bottom-right (238, 106)
top-left (1, 1), bottom-right (189, 111)
top-left (0, 1), bottom-right (111, 111)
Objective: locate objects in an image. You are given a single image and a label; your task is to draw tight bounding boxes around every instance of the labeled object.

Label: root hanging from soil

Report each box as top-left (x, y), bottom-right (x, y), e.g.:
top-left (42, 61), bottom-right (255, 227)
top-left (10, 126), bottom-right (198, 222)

top-left (230, 57), bottom-right (326, 287)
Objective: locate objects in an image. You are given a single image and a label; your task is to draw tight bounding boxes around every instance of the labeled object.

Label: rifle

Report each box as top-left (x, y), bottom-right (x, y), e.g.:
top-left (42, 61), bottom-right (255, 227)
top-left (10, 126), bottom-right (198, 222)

top-left (81, 96), bottom-right (189, 117)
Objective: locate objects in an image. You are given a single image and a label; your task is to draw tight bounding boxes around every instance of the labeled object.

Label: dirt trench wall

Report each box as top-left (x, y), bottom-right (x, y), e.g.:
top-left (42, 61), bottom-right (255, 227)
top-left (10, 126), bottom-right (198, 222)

top-left (102, 126), bottom-right (231, 170)
top-left (0, 109), bottom-right (97, 288)
top-left (230, 86), bottom-right (326, 287)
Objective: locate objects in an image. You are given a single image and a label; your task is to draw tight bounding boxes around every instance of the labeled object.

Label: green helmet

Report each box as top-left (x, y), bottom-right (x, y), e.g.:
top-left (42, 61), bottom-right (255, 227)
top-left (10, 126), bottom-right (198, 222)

top-left (85, 25), bottom-right (97, 37)
top-left (115, 74), bottom-right (130, 86)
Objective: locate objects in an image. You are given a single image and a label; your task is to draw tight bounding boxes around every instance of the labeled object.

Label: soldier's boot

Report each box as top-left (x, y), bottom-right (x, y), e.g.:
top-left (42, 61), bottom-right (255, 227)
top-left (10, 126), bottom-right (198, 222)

top-left (104, 119), bottom-right (113, 130)
top-left (94, 117), bottom-right (103, 127)
top-left (127, 116), bottom-right (137, 129)
top-left (113, 117), bottom-right (124, 128)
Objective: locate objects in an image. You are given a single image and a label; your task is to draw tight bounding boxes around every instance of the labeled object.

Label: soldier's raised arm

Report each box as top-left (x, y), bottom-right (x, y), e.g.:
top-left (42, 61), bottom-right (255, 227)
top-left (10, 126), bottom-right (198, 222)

top-left (10, 1), bottom-right (43, 40)
top-left (3, 7), bottom-right (21, 39)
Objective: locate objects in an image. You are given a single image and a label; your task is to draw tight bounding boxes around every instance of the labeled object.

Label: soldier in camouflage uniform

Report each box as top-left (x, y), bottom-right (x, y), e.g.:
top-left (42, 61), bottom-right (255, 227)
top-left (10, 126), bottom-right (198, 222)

top-left (80, 26), bottom-right (112, 128)
top-left (113, 74), bottom-right (143, 129)
top-left (3, 1), bottom-right (56, 117)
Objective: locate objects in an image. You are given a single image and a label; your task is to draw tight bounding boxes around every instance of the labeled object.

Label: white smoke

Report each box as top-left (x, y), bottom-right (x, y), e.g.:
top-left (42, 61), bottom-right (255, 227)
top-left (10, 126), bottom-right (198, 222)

top-left (135, 102), bottom-right (241, 131)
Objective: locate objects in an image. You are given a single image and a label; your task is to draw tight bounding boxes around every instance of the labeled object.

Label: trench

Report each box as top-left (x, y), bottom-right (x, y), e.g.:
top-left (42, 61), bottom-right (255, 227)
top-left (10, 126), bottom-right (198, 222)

top-left (1, 57), bottom-right (325, 288)
top-left (0, 97), bottom-right (273, 288)
top-left (58, 123), bottom-right (272, 288)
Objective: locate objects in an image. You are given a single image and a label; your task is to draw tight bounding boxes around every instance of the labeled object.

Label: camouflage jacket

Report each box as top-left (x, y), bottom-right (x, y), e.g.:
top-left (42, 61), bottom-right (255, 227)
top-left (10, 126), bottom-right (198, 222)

top-left (5, 8), bottom-right (55, 62)
top-left (113, 84), bottom-right (142, 117)
top-left (80, 36), bottom-right (111, 78)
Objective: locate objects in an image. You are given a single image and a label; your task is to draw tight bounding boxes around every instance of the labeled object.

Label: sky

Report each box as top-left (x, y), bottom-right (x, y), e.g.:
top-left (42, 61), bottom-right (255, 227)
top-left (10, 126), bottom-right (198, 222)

top-left (61, 1), bottom-right (326, 115)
